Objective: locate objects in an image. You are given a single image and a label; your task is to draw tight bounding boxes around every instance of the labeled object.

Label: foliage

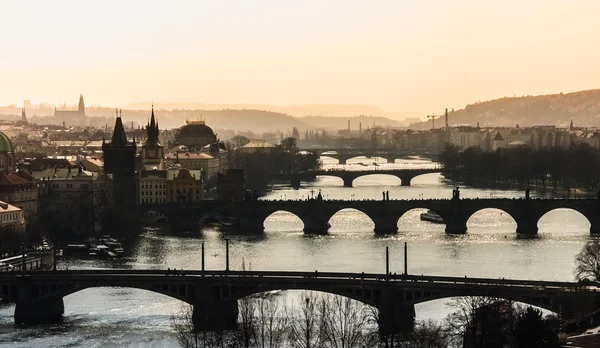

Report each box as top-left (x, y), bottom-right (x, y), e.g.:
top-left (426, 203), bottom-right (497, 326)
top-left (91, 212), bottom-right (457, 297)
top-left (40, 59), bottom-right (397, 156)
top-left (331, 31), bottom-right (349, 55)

top-left (513, 307), bottom-right (559, 348)
top-left (574, 240), bottom-right (600, 281)
top-left (439, 143), bottom-right (600, 190)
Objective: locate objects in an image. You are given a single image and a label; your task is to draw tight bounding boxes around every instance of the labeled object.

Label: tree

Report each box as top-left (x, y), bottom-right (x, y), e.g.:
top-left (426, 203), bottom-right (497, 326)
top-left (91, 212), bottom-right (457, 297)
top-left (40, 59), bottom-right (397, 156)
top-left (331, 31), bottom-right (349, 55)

top-left (445, 297), bottom-right (513, 348)
top-left (254, 295), bottom-right (288, 348)
top-left (281, 137), bottom-right (298, 154)
top-left (288, 291), bottom-right (324, 348)
top-left (396, 320), bottom-right (450, 348)
top-left (170, 303), bottom-right (227, 348)
top-left (513, 307), bottom-right (559, 348)
top-left (231, 135), bottom-right (251, 149)
top-left (292, 127), bottom-right (300, 140)
top-left (574, 240), bottom-right (600, 281)
top-left (319, 295), bottom-right (370, 348)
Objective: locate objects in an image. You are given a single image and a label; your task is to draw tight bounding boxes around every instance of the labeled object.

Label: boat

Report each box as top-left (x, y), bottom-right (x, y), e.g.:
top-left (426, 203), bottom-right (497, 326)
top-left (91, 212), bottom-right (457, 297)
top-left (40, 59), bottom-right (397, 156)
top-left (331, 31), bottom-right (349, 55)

top-left (420, 210), bottom-right (444, 224)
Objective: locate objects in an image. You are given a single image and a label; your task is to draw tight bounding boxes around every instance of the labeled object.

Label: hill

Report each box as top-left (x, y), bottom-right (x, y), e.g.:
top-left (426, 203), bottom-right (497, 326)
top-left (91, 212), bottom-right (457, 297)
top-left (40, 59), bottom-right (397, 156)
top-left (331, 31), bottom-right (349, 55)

top-left (409, 89), bottom-right (600, 129)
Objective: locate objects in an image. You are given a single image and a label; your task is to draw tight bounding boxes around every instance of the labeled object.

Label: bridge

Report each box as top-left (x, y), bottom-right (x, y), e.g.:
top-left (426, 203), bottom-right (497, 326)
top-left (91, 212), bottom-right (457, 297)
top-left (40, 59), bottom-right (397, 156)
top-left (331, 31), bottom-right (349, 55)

top-left (2, 269), bottom-right (598, 332)
top-left (277, 168), bottom-right (445, 187)
top-left (298, 148), bottom-right (434, 164)
top-left (140, 197), bottom-right (600, 236)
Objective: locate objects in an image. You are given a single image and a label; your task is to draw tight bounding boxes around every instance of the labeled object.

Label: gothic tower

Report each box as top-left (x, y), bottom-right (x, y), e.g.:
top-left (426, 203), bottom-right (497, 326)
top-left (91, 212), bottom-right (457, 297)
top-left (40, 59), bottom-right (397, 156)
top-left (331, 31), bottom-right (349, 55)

top-left (102, 112), bottom-right (137, 208)
top-left (141, 106), bottom-right (164, 169)
top-left (78, 94), bottom-right (85, 115)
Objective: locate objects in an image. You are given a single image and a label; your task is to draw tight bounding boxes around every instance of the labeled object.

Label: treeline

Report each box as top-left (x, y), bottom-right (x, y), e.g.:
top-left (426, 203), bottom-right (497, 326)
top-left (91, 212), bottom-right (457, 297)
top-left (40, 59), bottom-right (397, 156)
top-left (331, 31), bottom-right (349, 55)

top-left (227, 137), bottom-right (320, 194)
top-left (172, 292), bottom-right (560, 348)
top-left (440, 143), bottom-right (600, 191)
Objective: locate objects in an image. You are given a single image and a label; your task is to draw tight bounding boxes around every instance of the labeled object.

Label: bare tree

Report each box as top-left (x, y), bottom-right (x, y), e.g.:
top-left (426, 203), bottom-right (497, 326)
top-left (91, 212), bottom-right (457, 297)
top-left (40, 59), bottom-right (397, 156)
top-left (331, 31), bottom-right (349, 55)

top-left (236, 295), bottom-right (257, 348)
top-left (574, 240), bottom-right (600, 281)
top-left (445, 297), bottom-right (513, 348)
top-left (396, 320), bottom-right (450, 348)
top-left (254, 294), bottom-right (288, 348)
top-left (288, 291), bottom-right (324, 348)
top-left (171, 303), bottom-right (226, 348)
top-left (319, 295), bottom-right (370, 348)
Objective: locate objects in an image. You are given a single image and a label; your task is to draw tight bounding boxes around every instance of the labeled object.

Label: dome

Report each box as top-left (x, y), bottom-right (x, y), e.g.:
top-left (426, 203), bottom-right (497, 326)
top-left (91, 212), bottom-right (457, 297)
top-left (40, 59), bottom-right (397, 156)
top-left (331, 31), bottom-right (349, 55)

top-left (175, 120), bottom-right (217, 149)
top-left (0, 132), bottom-right (14, 153)
top-left (177, 123), bottom-right (215, 138)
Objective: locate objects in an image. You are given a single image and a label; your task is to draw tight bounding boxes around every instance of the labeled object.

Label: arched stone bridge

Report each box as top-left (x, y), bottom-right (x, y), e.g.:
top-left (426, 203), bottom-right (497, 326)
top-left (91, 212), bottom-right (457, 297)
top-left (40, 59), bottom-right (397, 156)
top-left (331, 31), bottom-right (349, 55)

top-left (140, 198), bottom-right (600, 236)
top-left (298, 148), bottom-right (434, 164)
top-left (2, 270), bottom-right (597, 332)
top-left (277, 168), bottom-right (446, 188)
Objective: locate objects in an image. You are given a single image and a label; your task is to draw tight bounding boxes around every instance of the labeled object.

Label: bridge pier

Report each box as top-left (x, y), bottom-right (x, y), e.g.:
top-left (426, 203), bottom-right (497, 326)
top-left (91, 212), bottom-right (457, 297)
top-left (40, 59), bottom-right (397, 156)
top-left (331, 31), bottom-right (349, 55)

top-left (343, 177), bottom-right (353, 187)
top-left (386, 157), bottom-right (395, 164)
top-left (237, 216), bottom-right (265, 232)
top-left (378, 302), bottom-right (415, 335)
top-left (303, 217), bottom-right (331, 235)
top-left (373, 217), bottom-right (398, 234)
top-left (444, 217), bottom-right (468, 234)
top-left (290, 177), bottom-right (301, 188)
top-left (398, 175), bottom-right (412, 186)
top-left (338, 155), bottom-right (348, 165)
top-left (193, 300), bottom-right (239, 331)
top-left (516, 221), bottom-right (538, 237)
top-left (15, 296), bottom-right (64, 324)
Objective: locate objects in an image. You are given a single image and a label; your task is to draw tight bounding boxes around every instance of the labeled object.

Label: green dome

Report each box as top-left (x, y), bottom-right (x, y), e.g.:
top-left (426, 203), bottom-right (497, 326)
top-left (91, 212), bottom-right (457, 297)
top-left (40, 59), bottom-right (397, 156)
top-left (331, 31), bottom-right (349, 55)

top-left (0, 132), bottom-right (14, 152)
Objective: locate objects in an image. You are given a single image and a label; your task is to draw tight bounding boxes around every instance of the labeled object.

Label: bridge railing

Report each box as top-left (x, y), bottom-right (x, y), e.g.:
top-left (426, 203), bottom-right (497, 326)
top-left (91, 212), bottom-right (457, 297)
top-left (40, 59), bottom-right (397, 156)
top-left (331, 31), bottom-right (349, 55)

top-left (3, 269), bottom-right (590, 289)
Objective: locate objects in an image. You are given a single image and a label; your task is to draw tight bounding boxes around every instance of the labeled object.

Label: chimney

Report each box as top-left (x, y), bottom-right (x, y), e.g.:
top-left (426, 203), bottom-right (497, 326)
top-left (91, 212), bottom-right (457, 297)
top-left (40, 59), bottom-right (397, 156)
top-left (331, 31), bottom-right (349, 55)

top-left (445, 108), bottom-right (448, 128)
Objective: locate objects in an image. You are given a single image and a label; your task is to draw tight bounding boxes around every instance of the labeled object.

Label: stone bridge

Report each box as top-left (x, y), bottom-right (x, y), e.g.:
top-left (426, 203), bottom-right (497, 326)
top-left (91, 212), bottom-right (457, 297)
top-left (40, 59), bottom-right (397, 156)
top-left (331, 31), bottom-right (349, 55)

top-left (277, 168), bottom-right (446, 187)
top-left (1, 270), bottom-right (597, 332)
top-left (298, 148), bottom-right (434, 164)
top-left (140, 197), bottom-right (600, 236)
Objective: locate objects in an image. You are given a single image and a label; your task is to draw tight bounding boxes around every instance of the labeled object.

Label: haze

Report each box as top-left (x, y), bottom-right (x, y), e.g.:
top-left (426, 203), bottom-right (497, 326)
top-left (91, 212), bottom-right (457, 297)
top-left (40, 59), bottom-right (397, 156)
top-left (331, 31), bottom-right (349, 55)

top-left (2, 0), bottom-right (600, 118)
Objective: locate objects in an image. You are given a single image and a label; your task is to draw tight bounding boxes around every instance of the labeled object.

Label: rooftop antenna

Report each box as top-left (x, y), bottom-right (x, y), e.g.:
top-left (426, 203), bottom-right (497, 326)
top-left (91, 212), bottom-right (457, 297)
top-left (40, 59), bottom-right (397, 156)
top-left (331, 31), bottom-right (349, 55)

top-left (427, 114), bottom-right (439, 129)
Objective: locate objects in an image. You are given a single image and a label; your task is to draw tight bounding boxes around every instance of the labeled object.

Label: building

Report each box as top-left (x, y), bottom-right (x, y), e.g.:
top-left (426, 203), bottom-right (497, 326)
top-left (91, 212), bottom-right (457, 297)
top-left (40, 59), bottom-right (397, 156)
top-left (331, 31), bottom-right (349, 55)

top-left (217, 169), bottom-right (245, 201)
top-left (0, 132), bottom-right (16, 173)
top-left (0, 200), bottom-right (24, 229)
top-left (141, 107), bottom-right (164, 170)
top-left (174, 120), bottom-right (217, 150)
top-left (102, 115), bottom-right (137, 209)
top-left (165, 152), bottom-right (219, 179)
top-left (0, 172), bottom-right (38, 215)
top-left (33, 167), bottom-right (108, 234)
top-left (166, 168), bottom-right (202, 203)
top-left (54, 94), bottom-right (86, 125)
top-left (241, 140), bottom-right (276, 153)
top-left (139, 170), bottom-right (167, 204)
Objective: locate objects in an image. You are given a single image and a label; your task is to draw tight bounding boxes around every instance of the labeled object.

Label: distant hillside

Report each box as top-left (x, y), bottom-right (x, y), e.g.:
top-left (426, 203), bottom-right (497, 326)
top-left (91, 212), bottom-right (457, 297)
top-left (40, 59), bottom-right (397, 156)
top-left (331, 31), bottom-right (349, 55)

top-left (409, 89), bottom-right (600, 129)
top-left (300, 115), bottom-right (403, 130)
top-left (123, 102), bottom-right (403, 119)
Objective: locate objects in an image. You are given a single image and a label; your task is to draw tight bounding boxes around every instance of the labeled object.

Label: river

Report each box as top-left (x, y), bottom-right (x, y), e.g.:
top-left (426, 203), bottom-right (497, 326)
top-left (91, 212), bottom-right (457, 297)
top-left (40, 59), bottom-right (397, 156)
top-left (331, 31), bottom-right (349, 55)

top-left (0, 156), bottom-right (592, 347)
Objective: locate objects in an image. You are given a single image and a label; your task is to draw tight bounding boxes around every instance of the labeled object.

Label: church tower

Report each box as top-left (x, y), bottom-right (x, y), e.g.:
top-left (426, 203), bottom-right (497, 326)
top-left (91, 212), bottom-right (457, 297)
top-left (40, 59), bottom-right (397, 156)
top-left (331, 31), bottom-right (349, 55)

top-left (78, 94), bottom-right (85, 115)
top-left (21, 108), bottom-right (27, 123)
top-left (102, 111), bottom-right (137, 208)
top-left (141, 106), bottom-right (164, 170)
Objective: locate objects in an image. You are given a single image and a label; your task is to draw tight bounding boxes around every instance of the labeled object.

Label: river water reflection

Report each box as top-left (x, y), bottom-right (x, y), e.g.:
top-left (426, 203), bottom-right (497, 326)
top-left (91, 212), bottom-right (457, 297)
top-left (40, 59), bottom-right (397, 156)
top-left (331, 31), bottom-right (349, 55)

top-left (0, 157), bottom-right (592, 347)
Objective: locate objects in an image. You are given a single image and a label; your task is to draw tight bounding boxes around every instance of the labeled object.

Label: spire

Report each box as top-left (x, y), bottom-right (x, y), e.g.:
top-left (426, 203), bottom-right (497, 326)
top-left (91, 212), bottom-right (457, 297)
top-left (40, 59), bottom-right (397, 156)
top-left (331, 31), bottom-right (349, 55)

top-left (145, 105), bottom-right (160, 146)
top-left (21, 107), bottom-right (26, 122)
top-left (111, 110), bottom-right (127, 145)
top-left (78, 94), bottom-right (85, 113)
top-left (570, 119), bottom-right (574, 131)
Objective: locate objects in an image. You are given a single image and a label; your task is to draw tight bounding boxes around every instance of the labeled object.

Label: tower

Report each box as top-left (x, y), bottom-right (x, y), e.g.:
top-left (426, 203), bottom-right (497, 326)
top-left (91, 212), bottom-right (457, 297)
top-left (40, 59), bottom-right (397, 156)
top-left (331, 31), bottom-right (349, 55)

top-left (102, 111), bottom-right (137, 208)
top-left (141, 106), bottom-right (164, 170)
top-left (78, 94), bottom-right (85, 115)
top-left (21, 108), bottom-right (27, 123)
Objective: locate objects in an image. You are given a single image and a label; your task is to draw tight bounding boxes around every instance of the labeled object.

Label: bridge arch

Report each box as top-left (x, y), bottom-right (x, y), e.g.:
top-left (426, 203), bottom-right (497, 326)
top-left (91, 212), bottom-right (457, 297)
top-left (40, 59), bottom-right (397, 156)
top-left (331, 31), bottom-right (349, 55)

top-left (397, 208), bottom-right (445, 232)
top-left (466, 208), bottom-right (517, 234)
top-left (410, 294), bottom-right (558, 315)
top-left (537, 208), bottom-right (591, 235)
top-left (352, 173), bottom-right (402, 187)
top-left (328, 208), bottom-right (375, 233)
top-left (409, 172), bottom-right (444, 186)
top-left (263, 210), bottom-right (304, 231)
top-left (233, 289), bottom-right (377, 309)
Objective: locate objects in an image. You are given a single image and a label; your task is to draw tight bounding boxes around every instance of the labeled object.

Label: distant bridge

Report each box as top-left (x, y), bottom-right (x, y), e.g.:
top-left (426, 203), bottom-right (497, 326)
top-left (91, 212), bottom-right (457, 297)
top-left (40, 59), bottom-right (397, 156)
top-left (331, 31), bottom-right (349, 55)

top-left (298, 148), bottom-right (434, 164)
top-left (140, 197), bottom-right (600, 236)
top-left (277, 168), bottom-right (446, 187)
top-left (2, 269), bottom-right (598, 331)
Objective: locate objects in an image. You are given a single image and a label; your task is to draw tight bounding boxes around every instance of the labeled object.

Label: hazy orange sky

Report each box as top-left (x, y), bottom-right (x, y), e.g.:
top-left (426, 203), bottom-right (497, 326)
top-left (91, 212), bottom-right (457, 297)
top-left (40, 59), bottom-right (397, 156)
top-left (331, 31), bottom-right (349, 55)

top-left (2, 0), bottom-right (600, 118)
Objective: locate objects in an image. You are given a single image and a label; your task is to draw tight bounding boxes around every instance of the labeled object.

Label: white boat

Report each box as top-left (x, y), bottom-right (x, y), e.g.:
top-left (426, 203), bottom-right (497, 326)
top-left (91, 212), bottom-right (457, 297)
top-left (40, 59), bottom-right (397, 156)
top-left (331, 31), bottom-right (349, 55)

top-left (420, 210), bottom-right (444, 224)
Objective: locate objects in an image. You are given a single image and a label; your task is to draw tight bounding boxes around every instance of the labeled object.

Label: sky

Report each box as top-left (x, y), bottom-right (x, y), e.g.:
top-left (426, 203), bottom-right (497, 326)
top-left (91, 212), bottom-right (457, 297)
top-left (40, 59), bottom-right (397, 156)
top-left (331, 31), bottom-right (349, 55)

top-left (1, 0), bottom-right (600, 118)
